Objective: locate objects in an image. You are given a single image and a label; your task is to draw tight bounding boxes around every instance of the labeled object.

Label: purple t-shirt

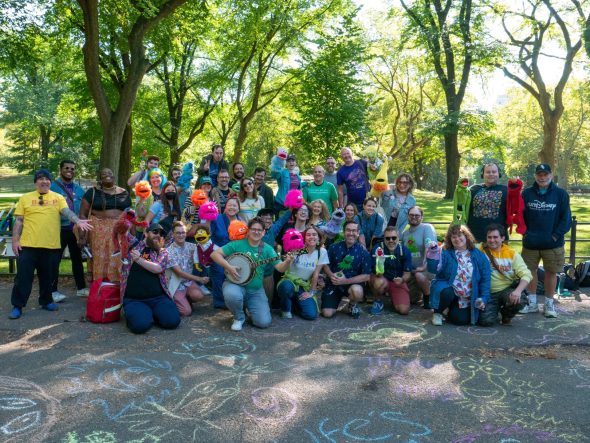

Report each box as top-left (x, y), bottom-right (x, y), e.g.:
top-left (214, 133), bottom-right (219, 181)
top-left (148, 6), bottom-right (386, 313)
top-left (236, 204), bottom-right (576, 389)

top-left (289, 173), bottom-right (299, 190)
top-left (337, 160), bottom-right (369, 205)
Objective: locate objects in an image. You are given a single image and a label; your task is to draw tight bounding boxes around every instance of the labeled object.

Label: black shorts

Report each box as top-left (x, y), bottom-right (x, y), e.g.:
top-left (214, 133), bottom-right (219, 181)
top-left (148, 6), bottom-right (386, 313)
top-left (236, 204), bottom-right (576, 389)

top-left (321, 283), bottom-right (366, 310)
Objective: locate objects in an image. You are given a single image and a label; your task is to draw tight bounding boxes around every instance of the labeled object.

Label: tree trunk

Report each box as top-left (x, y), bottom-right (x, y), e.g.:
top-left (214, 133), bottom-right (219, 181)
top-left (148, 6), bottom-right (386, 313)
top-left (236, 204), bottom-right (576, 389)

top-left (118, 120), bottom-right (133, 189)
top-left (40, 125), bottom-right (50, 164)
top-left (444, 132), bottom-right (460, 199)
top-left (233, 122), bottom-right (249, 164)
top-left (170, 149), bottom-right (181, 172)
top-left (540, 116), bottom-right (558, 172)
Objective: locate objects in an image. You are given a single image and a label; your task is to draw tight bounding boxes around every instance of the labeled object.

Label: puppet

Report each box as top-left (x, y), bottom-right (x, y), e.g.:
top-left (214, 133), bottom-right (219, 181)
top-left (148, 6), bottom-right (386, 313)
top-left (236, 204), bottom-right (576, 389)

top-left (372, 246), bottom-right (396, 275)
top-left (228, 220), bottom-right (248, 241)
top-left (198, 201), bottom-right (219, 221)
top-left (452, 178), bottom-right (471, 225)
top-left (112, 209), bottom-right (148, 264)
top-left (284, 189), bottom-right (304, 209)
top-left (177, 162), bottom-right (194, 207)
top-left (370, 158), bottom-right (390, 198)
top-left (506, 178), bottom-right (526, 235)
top-left (282, 228), bottom-right (305, 253)
top-left (318, 208), bottom-right (346, 240)
top-left (191, 189), bottom-right (208, 207)
top-left (366, 146), bottom-right (384, 182)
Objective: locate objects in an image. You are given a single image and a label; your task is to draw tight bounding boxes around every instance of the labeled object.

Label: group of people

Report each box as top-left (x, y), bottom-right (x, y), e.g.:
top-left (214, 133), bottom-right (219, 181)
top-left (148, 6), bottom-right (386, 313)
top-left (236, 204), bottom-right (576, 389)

top-left (7, 145), bottom-right (572, 336)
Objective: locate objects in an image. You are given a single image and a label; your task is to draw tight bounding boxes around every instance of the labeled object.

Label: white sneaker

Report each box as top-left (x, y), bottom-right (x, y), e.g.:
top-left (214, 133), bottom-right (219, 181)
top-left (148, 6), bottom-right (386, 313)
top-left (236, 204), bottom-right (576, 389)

top-left (52, 291), bottom-right (67, 303)
top-left (544, 299), bottom-right (558, 318)
top-left (518, 303), bottom-right (539, 314)
top-left (431, 313), bottom-right (443, 326)
top-left (76, 288), bottom-right (89, 297)
top-left (231, 319), bottom-right (245, 331)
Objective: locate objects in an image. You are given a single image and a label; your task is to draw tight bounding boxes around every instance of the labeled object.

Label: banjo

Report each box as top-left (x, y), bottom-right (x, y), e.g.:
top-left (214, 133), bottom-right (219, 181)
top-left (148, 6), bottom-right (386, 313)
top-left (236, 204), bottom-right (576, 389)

top-left (225, 253), bottom-right (281, 285)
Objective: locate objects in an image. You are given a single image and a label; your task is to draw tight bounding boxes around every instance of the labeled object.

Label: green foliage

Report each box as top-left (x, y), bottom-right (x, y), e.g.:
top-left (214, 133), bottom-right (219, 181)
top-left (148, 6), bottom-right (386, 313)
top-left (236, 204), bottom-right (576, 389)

top-left (291, 11), bottom-right (369, 162)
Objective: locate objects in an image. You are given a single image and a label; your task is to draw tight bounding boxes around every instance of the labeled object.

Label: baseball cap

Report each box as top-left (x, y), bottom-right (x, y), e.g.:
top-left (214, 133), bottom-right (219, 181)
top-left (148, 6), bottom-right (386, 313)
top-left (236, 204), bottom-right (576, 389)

top-left (198, 176), bottom-right (213, 186)
top-left (535, 163), bottom-right (552, 174)
top-left (146, 223), bottom-right (165, 235)
top-left (286, 154), bottom-right (296, 161)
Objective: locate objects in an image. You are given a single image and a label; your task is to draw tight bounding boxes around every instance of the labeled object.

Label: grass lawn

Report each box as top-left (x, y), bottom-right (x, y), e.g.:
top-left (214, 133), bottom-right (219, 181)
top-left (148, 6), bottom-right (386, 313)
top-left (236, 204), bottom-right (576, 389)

top-left (414, 189), bottom-right (590, 262)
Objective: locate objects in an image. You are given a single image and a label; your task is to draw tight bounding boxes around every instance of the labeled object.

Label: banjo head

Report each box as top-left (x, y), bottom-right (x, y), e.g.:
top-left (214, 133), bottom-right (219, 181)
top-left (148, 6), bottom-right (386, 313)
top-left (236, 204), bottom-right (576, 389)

top-left (225, 253), bottom-right (255, 285)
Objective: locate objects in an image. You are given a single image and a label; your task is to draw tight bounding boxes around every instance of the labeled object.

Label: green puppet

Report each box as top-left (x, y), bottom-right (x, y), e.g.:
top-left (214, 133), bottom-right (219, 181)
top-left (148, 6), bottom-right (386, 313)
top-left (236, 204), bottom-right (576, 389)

top-left (452, 178), bottom-right (471, 225)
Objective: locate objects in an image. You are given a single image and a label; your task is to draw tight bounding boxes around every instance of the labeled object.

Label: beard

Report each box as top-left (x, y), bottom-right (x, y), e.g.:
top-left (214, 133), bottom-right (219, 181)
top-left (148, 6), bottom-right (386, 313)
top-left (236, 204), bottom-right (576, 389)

top-left (146, 235), bottom-right (163, 251)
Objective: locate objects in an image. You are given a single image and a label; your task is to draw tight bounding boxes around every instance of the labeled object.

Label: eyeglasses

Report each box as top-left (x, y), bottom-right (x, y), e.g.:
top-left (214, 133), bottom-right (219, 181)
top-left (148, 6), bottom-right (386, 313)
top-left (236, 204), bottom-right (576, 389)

top-left (38, 195), bottom-right (44, 206)
top-left (409, 214), bottom-right (422, 218)
top-left (385, 236), bottom-right (398, 241)
top-left (249, 228), bottom-right (264, 233)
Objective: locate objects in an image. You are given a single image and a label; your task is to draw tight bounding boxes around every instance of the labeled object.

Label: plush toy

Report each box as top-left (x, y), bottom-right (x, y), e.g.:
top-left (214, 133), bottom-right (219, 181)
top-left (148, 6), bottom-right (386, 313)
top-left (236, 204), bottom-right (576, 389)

top-left (284, 189), bottom-right (304, 209)
top-left (506, 178), bottom-right (526, 235)
top-left (194, 225), bottom-right (215, 269)
top-left (231, 182), bottom-right (241, 193)
top-left (374, 247), bottom-right (386, 275)
top-left (277, 147), bottom-right (288, 160)
top-left (228, 220), bottom-right (248, 240)
top-left (319, 208), bottom-right (346, 240)
top-left (112, 209), bottom-right (148, 264)
top-left (271, 153), bottom-right (286, 174)
top-left (370, 158), bottom-right (390, 198)
top-left (282, 228), bottom-right (305, 253)
top-left (177, 162), bottom-right (194, 190)
top-left (198, 201), bottom-right (219, 221)
top-left (134, 180), bottom-right (152, 200)
top-left (452, 178), bottom-right (471, 225)
top-left (425, 240), bottom-right (442, 273)
top-left (366, 146), bottom-right (384, 182)
top-left (191, 189), bottom-right (208, 207)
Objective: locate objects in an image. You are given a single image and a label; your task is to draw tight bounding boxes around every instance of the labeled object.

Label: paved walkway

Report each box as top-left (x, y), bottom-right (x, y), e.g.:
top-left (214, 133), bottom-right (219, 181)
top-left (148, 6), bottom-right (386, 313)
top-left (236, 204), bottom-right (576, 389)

top-left (1, 277), bottom-right (589, 443)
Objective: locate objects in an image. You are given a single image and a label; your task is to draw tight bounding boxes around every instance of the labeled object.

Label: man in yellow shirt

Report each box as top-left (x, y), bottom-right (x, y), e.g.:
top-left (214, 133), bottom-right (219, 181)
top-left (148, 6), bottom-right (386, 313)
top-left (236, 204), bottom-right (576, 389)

top-left (478, 223), bottom-right (532, 326)
top-left (9, 169), bottom-right (93, 319)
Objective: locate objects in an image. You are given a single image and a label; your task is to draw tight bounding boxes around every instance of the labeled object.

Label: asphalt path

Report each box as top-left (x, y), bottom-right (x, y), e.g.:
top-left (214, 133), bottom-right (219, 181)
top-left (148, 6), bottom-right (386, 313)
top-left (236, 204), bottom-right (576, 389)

top-left (1, 277), bottom-right (589, 443)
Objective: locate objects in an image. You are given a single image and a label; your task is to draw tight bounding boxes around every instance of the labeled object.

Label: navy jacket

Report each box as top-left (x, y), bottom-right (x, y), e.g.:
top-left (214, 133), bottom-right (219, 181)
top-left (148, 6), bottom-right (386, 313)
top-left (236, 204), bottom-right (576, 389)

top-left (522, 182), bottom-right (571, 250)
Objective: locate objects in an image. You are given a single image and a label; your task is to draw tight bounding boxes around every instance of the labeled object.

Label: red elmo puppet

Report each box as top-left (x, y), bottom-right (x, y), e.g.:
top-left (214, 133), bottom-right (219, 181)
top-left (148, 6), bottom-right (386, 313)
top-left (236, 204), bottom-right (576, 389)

top-left (112, 209), bottom-right (149, 264)
top-left (506, 178), bottom-right (527, 235)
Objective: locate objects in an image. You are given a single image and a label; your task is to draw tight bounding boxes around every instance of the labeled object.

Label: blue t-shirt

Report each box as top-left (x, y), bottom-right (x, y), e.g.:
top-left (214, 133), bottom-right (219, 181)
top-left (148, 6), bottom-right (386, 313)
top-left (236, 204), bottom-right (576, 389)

top-left (371, 242), bottom-right (413, 281)
top-left (327, 241), bottom-right (371, 279)
top-left (337, 160), bottom-right (369, 205)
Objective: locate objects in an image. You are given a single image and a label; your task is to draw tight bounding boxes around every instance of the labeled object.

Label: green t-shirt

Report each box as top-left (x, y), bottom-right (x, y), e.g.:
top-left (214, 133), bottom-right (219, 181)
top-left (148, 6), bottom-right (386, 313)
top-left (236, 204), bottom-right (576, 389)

top-left (303, 181), bottom-right (338, 214)
top-left (221, 239), bottom-right (278, 289)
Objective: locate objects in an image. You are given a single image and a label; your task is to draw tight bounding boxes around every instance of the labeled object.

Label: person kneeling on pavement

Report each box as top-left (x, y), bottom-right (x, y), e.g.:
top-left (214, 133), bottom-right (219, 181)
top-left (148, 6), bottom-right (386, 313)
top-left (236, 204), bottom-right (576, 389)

top-left (478, 224), bottom-right (531, 326)
top-left (428, 224), bottom-right (491, 326)
top-left (120, 223), bottom-right (181, 334)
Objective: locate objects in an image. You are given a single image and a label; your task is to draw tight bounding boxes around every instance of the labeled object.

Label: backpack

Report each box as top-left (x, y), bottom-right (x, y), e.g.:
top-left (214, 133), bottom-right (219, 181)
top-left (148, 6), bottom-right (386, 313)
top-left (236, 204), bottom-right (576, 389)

top-left (576, 261), bottom-right (590, 287)
top-left (86, 279), bottom-right (122, 323)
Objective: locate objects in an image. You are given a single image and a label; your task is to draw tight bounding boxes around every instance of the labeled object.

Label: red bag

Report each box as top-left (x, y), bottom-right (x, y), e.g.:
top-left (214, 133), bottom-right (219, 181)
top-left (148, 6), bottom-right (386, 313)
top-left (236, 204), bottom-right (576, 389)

top-left (86, 279), bottom-right (122, 323)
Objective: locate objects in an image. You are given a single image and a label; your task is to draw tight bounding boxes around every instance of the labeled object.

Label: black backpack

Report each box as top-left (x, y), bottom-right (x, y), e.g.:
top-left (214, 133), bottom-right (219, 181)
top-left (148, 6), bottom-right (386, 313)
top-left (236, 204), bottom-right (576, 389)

top-left (576, 261), bottom-right (590, 287)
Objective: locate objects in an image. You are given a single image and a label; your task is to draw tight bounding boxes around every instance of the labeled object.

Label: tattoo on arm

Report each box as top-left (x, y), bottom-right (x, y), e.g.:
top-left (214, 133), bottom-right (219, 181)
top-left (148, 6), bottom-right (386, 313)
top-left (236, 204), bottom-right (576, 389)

top-left (13, 216), bottom-right (23, 238)
top-left (61, 208), bottom-right (80, 224)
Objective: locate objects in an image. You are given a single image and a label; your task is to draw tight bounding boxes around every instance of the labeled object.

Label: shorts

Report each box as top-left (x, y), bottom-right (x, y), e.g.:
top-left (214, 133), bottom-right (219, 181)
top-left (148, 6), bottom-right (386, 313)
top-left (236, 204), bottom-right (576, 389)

top-left (521, 247), bottom-right (565, 274)
top-left (321, 283), bottom-right (366, 310)
top-left (388, 281), bottom-right (410, 306)
top-left (407, 271), bottom-right (434, 304)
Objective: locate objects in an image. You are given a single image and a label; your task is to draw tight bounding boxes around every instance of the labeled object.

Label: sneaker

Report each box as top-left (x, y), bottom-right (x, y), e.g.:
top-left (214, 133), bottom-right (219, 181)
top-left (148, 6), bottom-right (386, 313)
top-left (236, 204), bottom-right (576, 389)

top-left (76, 288), bottom-right (89, 297)
top-left (8, 307), bottom-right (22, 319)
top-left (501, 315), bottom-right (512, 325)
top-left (544, 299), bottom-right (558, 318)
top-left (281, 311), bottom-right (293, 319)
top-left (336, 296), bottom-right (350, 312)
top-left (370, 300), bottom-right (384, 315)
top-left (231, 319), bottom-right (245, 331)
top-left (52, 291), bottom-right (67, 303)
top-left (431, 313), bottom-right (443, 326)
top-left (350, 303), bottom-right (361, 319)
top-left (518, 303), bottom-right (539, 314)
top-left (41, 303), bottom-right (59, 312)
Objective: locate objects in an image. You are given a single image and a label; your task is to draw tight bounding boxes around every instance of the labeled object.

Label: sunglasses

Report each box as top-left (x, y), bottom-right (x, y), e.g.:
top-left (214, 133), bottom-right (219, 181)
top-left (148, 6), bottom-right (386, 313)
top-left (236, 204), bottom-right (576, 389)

top-left (62, 166), bottom-right (75, 171)
top-left (38, 195), bottom-right (44, 206)
top-left (242, 182), bottom-right (254, 187)
top-left (385, 236), bottom-right (398, 241)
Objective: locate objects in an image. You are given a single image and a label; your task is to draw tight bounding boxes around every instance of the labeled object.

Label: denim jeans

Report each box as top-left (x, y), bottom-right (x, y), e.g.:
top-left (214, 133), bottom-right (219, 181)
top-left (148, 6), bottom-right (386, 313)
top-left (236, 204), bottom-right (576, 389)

top-left (11, 247), bottom-right (60, 308)
top-left (209, 262), bottom-right (226, 308)
top-left (479, 286), bottom-right (527, 326)
top-left (435, 287), bottom-right (470, 326)
top-left (222, 281), bottom-right (272, 328)
top-left (277, 280), bottom-right (318, 320)
top-left (123, 295), bottom-right (181, 334)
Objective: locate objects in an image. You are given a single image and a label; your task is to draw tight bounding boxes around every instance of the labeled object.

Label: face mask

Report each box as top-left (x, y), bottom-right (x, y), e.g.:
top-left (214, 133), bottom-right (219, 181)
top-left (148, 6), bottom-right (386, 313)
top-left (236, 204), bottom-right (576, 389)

top-left (165, 192), bottom-right (177, 200)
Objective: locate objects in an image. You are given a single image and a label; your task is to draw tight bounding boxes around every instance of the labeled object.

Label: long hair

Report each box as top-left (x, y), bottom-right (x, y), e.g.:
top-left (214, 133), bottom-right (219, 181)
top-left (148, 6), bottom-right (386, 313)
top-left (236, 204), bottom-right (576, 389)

top-left (444, 224), bottom-right (477, 251)
top-left (395, 173), bottom-right (415, 194)
top-left (238, 178), bottom-right (258, 201)
top-left (310, 199), bottom-right (329, 223)
top-left (162, 182), bottom-right (181, 217)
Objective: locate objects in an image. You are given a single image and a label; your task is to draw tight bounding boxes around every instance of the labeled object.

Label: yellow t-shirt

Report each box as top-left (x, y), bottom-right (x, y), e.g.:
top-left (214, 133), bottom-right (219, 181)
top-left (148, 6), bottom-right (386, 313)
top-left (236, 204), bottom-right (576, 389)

top-left (15, 190), bottom-right (68, 249)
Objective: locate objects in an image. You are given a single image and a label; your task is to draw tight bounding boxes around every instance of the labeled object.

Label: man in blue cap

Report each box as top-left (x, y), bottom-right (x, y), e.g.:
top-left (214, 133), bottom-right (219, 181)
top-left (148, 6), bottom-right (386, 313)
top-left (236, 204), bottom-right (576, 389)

top-left (520, 163), bottom-right (571, 318)
top-left (8, 169), bottom-right (93, 319)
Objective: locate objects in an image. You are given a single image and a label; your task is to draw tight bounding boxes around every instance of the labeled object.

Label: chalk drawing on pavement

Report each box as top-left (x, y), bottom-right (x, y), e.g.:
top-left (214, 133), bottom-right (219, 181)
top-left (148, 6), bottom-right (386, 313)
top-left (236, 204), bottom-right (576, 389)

top-left (0, 375), bottom-right (58, 443)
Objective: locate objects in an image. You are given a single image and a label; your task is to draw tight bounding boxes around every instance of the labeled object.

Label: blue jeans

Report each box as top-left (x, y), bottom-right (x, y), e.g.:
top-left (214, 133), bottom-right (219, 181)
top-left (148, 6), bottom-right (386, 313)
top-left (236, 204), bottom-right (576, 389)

top-left (435, 287), bottom-right (470, 326)
top-left (209, 262), bottom-right (226, 308)
top-left (123, 295), bottom-right (181, 334)
top-left (277, 280), bottom-right (318, 320)
top-left (222, 281), bottom-right (271, 328)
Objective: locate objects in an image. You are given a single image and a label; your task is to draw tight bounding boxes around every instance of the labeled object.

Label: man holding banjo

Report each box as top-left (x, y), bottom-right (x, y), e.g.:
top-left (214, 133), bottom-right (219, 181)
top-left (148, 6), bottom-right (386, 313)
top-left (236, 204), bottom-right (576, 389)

top-left (211, 217), bottom-right (293, 331)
